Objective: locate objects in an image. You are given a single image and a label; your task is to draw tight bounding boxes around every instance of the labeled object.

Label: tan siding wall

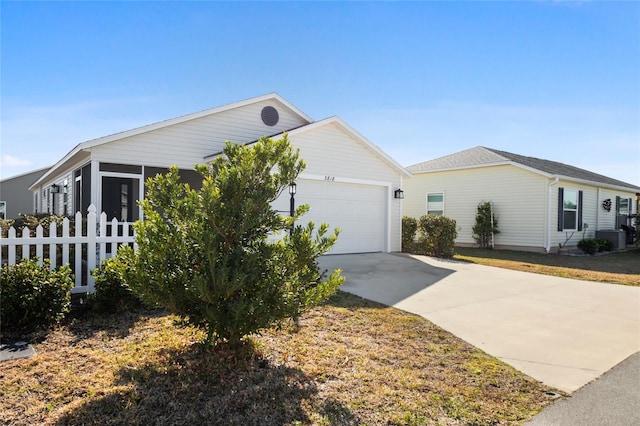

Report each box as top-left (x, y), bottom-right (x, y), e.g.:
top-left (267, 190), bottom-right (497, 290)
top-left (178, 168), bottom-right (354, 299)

top-left (406, 165), bottom-right (637, 251)
top-left (91, 100), bottom-right (308, 168)
top-left (404, 165), bottom-right (548, 249)
top-left (291, 123), bottom-right (403, 251)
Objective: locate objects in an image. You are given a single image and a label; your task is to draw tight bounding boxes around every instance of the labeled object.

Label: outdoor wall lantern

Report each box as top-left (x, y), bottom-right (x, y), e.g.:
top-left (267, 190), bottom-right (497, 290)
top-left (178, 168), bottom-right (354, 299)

top-left (50, 184), bottom-right (60, 194)
top-left (289, 182), bottom-right (297, 217)
top-left (394, 188), bottom-right (404, 199)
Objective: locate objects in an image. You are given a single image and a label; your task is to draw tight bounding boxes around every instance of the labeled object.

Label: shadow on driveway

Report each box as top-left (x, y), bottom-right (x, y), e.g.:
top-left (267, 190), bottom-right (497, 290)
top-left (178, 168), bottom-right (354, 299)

top-left (319, 252), bottom-right (456, 306)
top-left (320, 252), bottom-right (640, 394)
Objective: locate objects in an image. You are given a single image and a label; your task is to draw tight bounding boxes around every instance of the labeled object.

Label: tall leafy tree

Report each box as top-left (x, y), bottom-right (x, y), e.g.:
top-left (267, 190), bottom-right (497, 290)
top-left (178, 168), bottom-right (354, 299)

top-left (120, 135), bottom-right (343, 347)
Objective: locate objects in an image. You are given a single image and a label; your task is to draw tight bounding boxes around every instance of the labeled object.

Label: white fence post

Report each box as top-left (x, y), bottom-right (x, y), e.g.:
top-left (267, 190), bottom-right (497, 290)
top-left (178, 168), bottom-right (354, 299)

top-left (74, 210), bottom-right (83, 289)
top-left (86, 205), bottom-right (97, 292)
top-left (1, 205), bottom-right (135, 293)
top-left (21, 227), bottom-right (29, 260)
top-left (49, 222), bottom-right (57, 270)
top-left (62, 218), bottom-right (70, 266)
top-left (8, 227), bottom-right (16, 264)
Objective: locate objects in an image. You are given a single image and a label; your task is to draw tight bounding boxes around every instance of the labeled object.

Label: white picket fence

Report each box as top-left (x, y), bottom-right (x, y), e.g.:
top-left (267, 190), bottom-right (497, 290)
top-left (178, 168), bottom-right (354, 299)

top-left (0, 205), bottom-right (136, 293)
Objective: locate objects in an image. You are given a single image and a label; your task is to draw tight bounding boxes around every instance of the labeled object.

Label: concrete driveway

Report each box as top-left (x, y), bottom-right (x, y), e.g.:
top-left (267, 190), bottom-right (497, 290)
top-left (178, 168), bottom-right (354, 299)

top-left (319, 253), bottom-right (640, 393)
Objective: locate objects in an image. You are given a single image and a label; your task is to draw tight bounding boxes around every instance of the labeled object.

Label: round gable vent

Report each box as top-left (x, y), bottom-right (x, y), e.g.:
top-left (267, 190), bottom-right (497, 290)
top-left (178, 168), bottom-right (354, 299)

top-left (261, 106), bottom-right (279, 126)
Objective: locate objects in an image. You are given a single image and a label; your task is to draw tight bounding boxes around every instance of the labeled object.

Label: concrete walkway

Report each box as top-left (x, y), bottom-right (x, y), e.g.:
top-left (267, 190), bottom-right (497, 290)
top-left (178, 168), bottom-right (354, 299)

top-left (319, 253), bottom-right (640, 393)
top-left (525, 352), bottom-right (640, 425)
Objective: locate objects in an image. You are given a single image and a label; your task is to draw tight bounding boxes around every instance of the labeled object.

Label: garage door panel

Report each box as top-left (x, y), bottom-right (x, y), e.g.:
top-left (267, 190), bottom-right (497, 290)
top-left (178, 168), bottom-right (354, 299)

top-left (289, 179), bottom-right (387, 254)
top-left (270, 180), bottom-right (387, 253)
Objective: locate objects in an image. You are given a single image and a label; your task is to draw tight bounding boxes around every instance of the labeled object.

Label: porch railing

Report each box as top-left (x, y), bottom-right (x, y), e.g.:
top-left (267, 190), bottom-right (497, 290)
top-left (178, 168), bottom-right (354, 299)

top-left (0, 205), bottom-right (136, 293)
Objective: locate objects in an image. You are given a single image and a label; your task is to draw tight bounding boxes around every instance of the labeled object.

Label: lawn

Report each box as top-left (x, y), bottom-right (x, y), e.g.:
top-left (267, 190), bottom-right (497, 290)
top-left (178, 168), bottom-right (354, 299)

top-left (454, 247), bottom-right (640, 287)
top-left (0, 292), bottom-right (558, 425)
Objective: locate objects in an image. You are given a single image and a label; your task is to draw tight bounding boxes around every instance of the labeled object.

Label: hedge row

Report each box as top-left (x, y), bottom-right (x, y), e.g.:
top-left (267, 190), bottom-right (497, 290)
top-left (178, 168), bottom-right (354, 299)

top-left (1, 255), bottom-right (140, 336)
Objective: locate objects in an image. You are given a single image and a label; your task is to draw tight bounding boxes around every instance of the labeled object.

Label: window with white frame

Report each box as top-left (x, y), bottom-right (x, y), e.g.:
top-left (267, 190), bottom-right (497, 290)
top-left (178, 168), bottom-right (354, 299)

top-left (619, 197), bottom-right (630, 215)
top-left (426, 192), bottom-right (444, 216)
top-left (562, 189), bottom-right (578, 230)
top-left (558, 187), bottom-right (583, 231)
top-left (0, 201), bottom-right (6, 220)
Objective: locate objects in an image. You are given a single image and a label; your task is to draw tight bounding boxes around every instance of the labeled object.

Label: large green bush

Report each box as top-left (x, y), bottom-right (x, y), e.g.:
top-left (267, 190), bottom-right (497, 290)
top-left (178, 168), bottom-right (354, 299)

top-left (402, 216), bottom-right (418, 252)
top-left (0, 258), bottom-right (74, 333)
top-left (416, 214), bottom-right (458, 258)
top-left (119, 135), bottom-right (344, 347)
top-left (90, 256), bottom-right (140, 313)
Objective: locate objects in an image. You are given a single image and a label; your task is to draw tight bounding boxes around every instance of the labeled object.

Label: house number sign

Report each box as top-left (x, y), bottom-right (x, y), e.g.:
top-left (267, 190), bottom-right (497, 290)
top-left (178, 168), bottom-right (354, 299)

top-left (324, 176), bottom-right (335, 181)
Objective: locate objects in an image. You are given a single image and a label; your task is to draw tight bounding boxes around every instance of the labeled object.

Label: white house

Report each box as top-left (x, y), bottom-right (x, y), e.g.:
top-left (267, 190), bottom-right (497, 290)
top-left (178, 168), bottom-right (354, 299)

top-left (403, 146), bottom-right (639, 252)
top-left (29, 94), bottom-right (409, 254)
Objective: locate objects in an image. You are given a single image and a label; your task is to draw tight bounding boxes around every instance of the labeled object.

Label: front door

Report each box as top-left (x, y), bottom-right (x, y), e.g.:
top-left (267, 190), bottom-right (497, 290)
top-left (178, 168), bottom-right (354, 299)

top-left (101, 176), bottom-right (140, 222)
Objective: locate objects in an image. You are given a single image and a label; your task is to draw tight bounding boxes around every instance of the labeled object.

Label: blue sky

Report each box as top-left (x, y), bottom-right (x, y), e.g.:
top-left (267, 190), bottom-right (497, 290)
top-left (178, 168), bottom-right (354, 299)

top-left (2, 1), bottom-right (639, 185)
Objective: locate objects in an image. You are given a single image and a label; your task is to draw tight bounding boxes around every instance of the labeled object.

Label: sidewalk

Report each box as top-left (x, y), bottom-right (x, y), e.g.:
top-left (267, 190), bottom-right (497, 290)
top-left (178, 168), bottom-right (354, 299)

top-left (526, 352), bottom-right (640, 425)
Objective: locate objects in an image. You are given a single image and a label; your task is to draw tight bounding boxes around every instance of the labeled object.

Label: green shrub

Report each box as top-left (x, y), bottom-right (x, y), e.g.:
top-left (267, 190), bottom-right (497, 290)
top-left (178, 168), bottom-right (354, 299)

top-left (578, 238), bottom-right (614, 255)
top-left (402, 216), bottom-right (418, 252)
top-left (416, 214), bottom-right (458, 259)
top-left (596, 238), bottom-right (613, 252)
top-left (90, 256), bottom-right (140, 313)
top-left (472, 201), bottom-right (500, 248)
top-left (0, 258), bottom-right (73, 333)
top-left (577, 238), bottom-right (599, 255)
top-left (120, 136), bottom-right (343, 347)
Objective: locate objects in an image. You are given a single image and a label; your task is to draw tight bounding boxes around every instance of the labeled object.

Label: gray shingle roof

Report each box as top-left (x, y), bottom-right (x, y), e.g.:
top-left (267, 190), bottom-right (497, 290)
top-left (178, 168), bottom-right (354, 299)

top-left (407, 146), bottom-right (640, 191)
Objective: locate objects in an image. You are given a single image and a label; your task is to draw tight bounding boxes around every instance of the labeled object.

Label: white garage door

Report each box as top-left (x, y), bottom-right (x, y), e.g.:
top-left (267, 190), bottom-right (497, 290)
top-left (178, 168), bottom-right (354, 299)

top-left (273, 179), bottom-right (387, 254)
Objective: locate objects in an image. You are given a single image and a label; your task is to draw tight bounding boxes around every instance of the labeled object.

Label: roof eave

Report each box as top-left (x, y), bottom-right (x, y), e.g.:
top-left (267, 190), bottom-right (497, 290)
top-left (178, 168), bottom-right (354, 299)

top-left (80, 93), bottom-right (313, 151)
top-left (408, 161), bottom-right (514, 175)
top-left (553, 175), bottom-right (640, 193)
top-left (29, 145), bottom-right (86, 190)
top-left (30, 93), bottom-right (313, 189)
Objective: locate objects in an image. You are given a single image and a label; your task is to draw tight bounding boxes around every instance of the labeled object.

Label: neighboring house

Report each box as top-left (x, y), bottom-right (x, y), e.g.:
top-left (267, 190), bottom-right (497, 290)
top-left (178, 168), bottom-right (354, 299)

top-left (29, 93), bottom-right (409, 254)
top-left (0, 167), bottom-right (49, 219)
top-left (403, 146), bottom-right (640, 252)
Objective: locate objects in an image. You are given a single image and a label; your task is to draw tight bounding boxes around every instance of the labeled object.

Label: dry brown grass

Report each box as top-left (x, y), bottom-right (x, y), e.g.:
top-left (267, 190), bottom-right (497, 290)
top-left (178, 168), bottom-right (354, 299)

top-left (454, 247), bottom-right (640, 287)
top-left (0, 293), bottom-right (558, 425)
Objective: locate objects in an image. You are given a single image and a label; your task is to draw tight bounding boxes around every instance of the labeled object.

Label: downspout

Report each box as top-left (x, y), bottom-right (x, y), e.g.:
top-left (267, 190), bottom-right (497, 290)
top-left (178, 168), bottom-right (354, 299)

top-left (546, 177), bottom-right (559, 253)
top-left (596, 187), bottom-right (600, 233)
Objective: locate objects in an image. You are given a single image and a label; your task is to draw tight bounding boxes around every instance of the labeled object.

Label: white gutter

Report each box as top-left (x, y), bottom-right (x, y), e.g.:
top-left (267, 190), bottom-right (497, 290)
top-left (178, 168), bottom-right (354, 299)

top-left (596, 187), bottom-right (600, 232)
top-left (546, 177), bottom-right (559, 253)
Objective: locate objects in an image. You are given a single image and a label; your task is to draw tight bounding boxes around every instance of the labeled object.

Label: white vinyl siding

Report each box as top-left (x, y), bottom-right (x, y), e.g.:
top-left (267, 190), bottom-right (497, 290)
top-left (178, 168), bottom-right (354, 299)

top-left (404, 164), bottom-right (636, 251)
top-left (91, 100), bottom-right (308, 169)
top-left (289, 122), bottom-right (403, 252)
top-left (26, 98), bottom-right (406, 254)
top-left (595, 190), bottom-right (635, 230)
top-left (550, 183), bottom-right (598, 248)
top-left (404, 165), bottom-right (548, 249)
